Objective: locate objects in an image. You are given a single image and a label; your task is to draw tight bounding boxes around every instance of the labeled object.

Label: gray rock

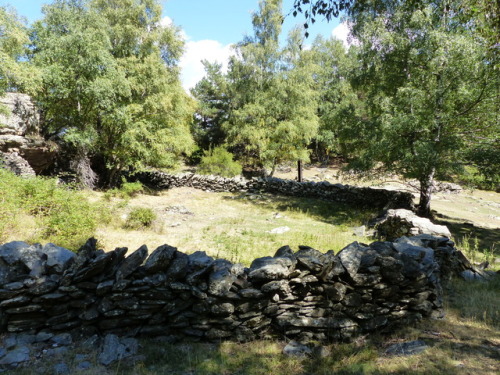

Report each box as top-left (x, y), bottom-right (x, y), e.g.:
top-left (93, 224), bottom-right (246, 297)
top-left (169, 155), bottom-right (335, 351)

top-left (144, 244), bottom-right (177, 274)
top-left (14, 334), bottom-right (36, 345)
top-left (323, 282), bottom-right (347, 301)
top-left (41, 243), bottom-right (75, 274)
top-left (210, 303), bottom-right (235, 316)
top-left (283, 341), bottom-right (312, 357)
top-left (353, 225), bottom-right (366, 237)
top-left (3, 335), bottom-right (17, 349)
top-left (312, 345), bottom-right (331, 358)
top-left (74, 252), bottom-right (114, 282)
top-left (268, 226), bottom-right (290, 234)
top-left (0, 346), bottom-right (30, 365)
top-left (248, 257), bottom-right (293, 281)
top-left (165, 251), bottom-right (189, 281)
top-left (116, 245), bottom-right (148, 280)
top-left (188, 251), bottom-right (214, 270)
top-left (338, 242), bottom-right (367, 278)
top-left (98, 334), bottom-right (138, 366)
top-left (51, 333), bottom-right (73, 346)
top-left (76, 361), bottom-right (92, 370)
top-left (208, 259), bottom-right (237, 296)
top-left (53, 362), bottom-right (70, 375)
top-left (0, 241), bottom-right (46, 279)
top-left (385, 340), bottom-right (428, 356)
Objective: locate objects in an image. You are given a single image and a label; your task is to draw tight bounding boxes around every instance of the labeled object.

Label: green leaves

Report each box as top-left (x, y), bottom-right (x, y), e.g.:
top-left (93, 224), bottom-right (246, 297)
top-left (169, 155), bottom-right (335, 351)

top-left (32, 0), bottom-right (194, 185)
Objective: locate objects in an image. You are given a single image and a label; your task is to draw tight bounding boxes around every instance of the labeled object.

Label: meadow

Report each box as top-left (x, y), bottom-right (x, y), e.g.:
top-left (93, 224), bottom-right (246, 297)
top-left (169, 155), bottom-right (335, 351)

top-left (1, 169), bottom-right (499, 374)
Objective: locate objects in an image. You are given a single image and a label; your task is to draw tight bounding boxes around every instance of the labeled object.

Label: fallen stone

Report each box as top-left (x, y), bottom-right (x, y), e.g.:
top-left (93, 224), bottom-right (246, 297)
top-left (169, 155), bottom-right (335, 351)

top-left (385, 340), bottom-right (428, 356)
top-left (0, 346), bottom-right (30, 365)
top-left (283, 341), bottom-right (312, 357)
top-left (267, 226), bottom-right (290, 234)
top-left (98, 334), bottom-right (138, 366)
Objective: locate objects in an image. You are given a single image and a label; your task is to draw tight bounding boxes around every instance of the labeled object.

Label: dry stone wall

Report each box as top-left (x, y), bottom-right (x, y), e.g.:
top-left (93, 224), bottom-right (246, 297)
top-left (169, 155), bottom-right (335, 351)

top-left (0, 234), bottom-right (462, 344)
top-left (132, 171), bottom-right (415, 210)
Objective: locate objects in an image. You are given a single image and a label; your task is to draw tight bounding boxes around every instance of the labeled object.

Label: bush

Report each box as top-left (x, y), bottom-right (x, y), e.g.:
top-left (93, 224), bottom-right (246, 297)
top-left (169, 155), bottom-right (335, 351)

top-left (0, 169), bottom-right (104, 250)
top-left (104, 179), bottom-right (144, 200)
top-left (125, 207), bottom-right (156, 229)
top-left (198, 146), bottom-right (242, 178)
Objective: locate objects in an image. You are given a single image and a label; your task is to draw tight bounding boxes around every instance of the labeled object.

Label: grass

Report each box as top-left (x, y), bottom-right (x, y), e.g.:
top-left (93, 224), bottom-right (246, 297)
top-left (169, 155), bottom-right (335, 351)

top-left (91, 189), bottom-right (377, 263)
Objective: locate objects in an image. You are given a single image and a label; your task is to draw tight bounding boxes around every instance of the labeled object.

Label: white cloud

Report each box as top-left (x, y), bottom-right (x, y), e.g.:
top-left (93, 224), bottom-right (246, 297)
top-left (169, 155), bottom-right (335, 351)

top-left (179, 40), bottom-right (234, 92)
top-left (160, 15), bottom-right (173, 28)
top-left (331, 22), bottom-right (350, 48)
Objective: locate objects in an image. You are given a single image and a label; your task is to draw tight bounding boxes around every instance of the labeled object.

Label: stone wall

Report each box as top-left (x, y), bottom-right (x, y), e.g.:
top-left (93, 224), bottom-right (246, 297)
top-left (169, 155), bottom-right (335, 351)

top-left (0, 234), bottom-right (462, 343)
top-left (132, 172), bottom-right (415, 210)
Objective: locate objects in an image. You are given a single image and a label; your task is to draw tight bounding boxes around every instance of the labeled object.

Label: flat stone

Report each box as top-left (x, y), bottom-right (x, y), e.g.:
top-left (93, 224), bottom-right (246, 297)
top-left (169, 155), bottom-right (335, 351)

top-left (283, 341), bottom-right (312, 357)
top-left (0, 345), bottom-right (30, 365)
top-left (51, 333), bottom-right (73, 346)
top-left (98, 334), bottom-right (138, 366)
top-left (385, 340), bottom-right (428, 356)
top-left (338, 242), bottom-right (367, 278)
top-left (116, 245), bottom-right (148, 280)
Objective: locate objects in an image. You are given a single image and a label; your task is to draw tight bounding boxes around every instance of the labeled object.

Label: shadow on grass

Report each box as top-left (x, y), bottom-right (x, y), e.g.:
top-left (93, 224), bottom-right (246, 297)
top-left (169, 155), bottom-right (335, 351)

top-left (434, 213), bottom-right (500, 255)
top-left (225, 192), bottom-right (380, 228)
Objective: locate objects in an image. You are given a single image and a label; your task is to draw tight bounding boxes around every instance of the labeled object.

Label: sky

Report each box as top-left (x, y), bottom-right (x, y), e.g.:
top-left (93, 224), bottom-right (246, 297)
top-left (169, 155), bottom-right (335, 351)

top-left (0, 0), bottom-right (348, 91)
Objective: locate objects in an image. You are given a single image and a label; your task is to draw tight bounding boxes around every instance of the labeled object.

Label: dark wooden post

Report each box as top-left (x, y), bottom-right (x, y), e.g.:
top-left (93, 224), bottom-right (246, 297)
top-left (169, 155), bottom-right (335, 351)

top-left (297, 160), bottom-right (303, 182)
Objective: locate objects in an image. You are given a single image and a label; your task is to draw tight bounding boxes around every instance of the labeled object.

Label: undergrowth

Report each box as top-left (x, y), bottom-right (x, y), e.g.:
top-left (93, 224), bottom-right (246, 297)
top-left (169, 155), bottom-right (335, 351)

top-left (0, 169), bottom-right (110, 250)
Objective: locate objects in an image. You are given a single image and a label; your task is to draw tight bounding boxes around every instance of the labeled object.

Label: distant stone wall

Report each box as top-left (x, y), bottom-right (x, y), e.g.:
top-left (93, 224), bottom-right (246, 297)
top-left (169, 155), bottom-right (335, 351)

top-left (0, 234), bottom-right (461, 343)
top-left (132, 172), bottom-right (415, 210)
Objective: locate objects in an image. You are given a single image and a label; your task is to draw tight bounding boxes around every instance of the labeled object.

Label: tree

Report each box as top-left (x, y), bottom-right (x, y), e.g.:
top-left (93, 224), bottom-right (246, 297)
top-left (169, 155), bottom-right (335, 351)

top-left (191, 61), bottom-right (231, 151)
top-left (222, 0), bottom-right (319, 175)
top-left (341, 0), bottom-right (498, 216)
top-left (32, 0), bottom-right (194, 186)
top-left (310, 35), bottom-right (361, 162)
top-left (0, 6), bottom-right (40, 98)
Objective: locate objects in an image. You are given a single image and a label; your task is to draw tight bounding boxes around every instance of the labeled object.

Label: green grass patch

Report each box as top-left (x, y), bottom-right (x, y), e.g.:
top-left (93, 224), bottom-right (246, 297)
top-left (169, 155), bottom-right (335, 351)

top-left (0, 169), bottom-right (109, 250)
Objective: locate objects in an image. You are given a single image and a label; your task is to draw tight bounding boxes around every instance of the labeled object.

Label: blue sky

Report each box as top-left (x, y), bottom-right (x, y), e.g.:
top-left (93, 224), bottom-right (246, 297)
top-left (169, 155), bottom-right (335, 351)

top-left (1, 0), bottom-right (347, 90)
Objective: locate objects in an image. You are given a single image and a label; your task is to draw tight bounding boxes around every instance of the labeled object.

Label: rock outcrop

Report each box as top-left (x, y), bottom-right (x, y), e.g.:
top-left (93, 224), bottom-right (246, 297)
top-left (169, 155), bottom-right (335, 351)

top-left (0, 234), bottom-right (485, 345)
top-left (0, 93), bottom-right (56, 175)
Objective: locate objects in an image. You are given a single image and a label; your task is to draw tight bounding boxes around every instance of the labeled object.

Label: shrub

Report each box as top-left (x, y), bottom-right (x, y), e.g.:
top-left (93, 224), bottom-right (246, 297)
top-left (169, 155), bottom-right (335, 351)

top-left (125, 207), bottom-right (156, 229)
top-left (198, 146), bottom-right (242, 178)
top-left (104, 179), bottom-right (144, 200)
top-left (0, 168), bottom-right (104, 250)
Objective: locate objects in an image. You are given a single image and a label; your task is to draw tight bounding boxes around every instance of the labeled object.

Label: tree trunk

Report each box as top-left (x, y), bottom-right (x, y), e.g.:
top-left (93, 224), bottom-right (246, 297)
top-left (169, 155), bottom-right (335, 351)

top-left (417, 169), bottom-right (435, 218)
top-left (297, 160), bottom-right (303, 182)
